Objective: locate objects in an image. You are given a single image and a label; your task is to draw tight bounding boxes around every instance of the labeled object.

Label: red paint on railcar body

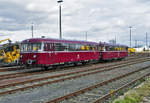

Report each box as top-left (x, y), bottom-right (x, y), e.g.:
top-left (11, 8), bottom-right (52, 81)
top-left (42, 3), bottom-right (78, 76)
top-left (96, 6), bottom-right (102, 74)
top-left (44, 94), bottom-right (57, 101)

top-left (20, 38), bottom-right (128, 68)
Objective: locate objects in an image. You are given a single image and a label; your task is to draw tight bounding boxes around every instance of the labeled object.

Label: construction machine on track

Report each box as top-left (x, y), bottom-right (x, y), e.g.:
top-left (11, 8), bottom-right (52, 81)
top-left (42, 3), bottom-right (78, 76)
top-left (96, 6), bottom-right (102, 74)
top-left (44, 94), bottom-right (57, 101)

top-left (0, 38), bottom-right (20, 65)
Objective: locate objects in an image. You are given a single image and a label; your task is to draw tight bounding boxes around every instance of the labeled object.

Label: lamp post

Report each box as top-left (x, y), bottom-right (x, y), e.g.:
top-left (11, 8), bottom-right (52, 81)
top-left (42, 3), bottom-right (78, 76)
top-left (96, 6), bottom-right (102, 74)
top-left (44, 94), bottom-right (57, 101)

top-left (146, 32), bottom-right (148, 47)
top-left (85, 32), bottom-right (87, 41)
top-left (115, 35), bottom-right (117, 44)
top-left (31, 23), bottom-right (34, 38)
top-left (57, 0), bottom-right (63, 39)
top-left (135, 40), bottom-right (137, 48)
top-left (129, 26), bottom-right (132, 48)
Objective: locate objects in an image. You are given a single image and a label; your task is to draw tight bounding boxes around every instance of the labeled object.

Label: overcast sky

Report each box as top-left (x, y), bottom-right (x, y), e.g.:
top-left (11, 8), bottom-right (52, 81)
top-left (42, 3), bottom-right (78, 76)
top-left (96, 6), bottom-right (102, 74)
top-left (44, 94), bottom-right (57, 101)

top-left (0, 0), bottom-right (150, 46)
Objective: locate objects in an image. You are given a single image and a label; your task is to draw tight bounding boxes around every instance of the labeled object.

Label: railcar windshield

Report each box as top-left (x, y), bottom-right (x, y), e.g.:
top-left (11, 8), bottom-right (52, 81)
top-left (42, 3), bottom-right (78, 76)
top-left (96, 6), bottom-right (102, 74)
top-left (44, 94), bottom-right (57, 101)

top-left (21, 43), bottom-right (42, 52)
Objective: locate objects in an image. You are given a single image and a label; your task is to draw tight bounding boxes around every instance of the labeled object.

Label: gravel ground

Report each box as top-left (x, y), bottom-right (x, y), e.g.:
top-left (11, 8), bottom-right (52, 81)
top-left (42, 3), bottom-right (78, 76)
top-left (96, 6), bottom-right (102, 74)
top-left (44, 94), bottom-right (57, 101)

top-left (141, 95), bottom-right (150, 103)
top-left (0, 61), bottom-right (150, 103)
top-left (63, 68), bottom-right (150, 103)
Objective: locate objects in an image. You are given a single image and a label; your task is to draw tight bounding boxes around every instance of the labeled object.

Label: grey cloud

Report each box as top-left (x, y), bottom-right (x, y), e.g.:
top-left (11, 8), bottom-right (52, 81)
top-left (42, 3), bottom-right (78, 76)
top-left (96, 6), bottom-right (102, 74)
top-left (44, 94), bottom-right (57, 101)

top-left (0, 1), bottom-right (54, 31)
top-left (0, 0), bottom-right (150, 46)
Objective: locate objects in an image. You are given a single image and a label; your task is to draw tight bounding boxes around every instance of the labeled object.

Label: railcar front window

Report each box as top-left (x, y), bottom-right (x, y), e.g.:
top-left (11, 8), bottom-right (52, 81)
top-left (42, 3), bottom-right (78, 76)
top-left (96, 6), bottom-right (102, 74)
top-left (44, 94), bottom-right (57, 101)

top-left (21, 43), bottom-right (42, 52)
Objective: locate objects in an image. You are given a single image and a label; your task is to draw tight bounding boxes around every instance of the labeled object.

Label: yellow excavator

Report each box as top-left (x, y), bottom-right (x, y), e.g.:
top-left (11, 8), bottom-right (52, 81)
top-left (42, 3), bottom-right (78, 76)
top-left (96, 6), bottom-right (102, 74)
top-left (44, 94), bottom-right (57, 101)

top-left (0, 38), bottom-right (20, 64)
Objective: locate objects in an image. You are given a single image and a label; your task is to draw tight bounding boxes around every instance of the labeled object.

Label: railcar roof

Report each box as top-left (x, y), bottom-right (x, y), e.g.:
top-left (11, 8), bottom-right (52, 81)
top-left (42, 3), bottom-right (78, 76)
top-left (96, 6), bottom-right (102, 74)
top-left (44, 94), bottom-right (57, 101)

top-left (99, 41), bottom-right (128, 47)
top-left (22, 38), bottom-right (99, 45)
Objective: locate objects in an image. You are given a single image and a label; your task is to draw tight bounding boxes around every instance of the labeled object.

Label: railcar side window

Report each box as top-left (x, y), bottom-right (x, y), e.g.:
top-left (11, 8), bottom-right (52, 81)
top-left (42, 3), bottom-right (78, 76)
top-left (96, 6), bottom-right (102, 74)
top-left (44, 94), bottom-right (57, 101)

top-left (33, 44), bottom-right (41, 51)
top-left (68, 44), bottom-right (76, 51)
top-left (89, 45), bottom-right (96, 51)
top-left (99, 45), bottom-right (104, 51)
top-left (52, 43), bottom-right (98, 51)
top-left (54, 43), bottom-right (63, 51)
top-left (109, 46), bottom-right (116, 51)
top-left (62, 43), bottom-right (69, 51)
top-left (75, 44), bottom-right (82, 51)
top-left (21, 43), bottom-right (42, 52)
top-left (44, 43), bottom-right (53, 51)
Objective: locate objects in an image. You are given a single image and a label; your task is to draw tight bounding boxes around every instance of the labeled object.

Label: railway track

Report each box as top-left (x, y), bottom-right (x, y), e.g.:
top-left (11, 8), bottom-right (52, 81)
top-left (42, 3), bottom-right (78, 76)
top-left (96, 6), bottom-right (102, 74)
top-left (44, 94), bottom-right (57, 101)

top-left (0, 57), bottom-right (149, 82)
top-left (0, 57), bottom-right (149, 97)
top-left (93, 74), bottom-right (149, 103)
top-left (0, 66), bottom-right (23, 72)
top-left (0, 56), bottom-right (148, 81)
top-left (0, 53), bottom-right (147, 73)
top-left (46, 63), bottom-right (150, 103)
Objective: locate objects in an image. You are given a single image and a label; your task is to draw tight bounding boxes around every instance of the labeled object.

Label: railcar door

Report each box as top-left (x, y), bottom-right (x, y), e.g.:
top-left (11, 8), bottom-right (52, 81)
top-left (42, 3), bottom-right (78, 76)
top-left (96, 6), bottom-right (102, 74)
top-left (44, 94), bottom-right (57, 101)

top-left (50, 43), bottom-right (55, 64)
top-left (44, 43), bottom-right (55, 65)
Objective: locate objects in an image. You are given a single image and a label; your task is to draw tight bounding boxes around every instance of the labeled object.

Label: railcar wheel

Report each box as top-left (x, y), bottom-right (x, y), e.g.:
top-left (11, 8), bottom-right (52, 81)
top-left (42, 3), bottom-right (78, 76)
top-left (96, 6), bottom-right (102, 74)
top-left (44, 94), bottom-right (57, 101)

top-left (81, 62), bottom-right (87, 65)
top-left (73, 62), bottom-right (78, 66)
top-left (44, 66), bottom-right (49, 70)
top-left (52, 65), bottom-right (57, 69)
top-left (25, 64), bottom-right (31, 69)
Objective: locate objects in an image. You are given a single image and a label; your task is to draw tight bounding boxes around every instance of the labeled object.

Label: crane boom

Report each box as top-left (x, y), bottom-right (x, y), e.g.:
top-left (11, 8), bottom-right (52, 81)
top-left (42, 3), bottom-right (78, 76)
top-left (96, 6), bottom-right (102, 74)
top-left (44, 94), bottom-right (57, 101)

top-left (0, 38), bottom-right (11, 44)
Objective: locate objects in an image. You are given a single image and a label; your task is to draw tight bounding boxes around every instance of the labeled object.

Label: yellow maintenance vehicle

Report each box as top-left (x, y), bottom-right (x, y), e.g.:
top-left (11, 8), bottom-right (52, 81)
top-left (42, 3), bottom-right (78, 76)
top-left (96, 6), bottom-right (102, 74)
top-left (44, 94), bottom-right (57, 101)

top-left (0, 38), bottom-right (20, 64)
top-left (128, 48), bottom-right (136, 53)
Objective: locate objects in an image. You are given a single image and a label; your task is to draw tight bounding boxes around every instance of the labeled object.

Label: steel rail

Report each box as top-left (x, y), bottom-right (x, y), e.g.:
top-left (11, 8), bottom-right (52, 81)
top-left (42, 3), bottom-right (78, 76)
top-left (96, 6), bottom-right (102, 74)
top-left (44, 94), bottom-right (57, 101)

top-left (45, 65), bottom-right (150, 103)
top-left (0, 58), bottom-right (149, 96)
top-left (0, 57), bottom-right (148, 81)
top-left (0, 58), bottom-right (149, 89)
top-left (0, 54), bottom-right (146, 73)
top-left (0, 66), bottom-right (23, 72)
top-left (93, 73), bottom-right (150, 103)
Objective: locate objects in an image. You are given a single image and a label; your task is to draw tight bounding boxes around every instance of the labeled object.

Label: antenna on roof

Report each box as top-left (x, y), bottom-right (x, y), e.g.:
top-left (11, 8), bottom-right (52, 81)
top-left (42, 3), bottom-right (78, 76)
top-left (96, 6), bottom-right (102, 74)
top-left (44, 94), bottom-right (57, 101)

top-left (41, 36), bottom-right (45, 38)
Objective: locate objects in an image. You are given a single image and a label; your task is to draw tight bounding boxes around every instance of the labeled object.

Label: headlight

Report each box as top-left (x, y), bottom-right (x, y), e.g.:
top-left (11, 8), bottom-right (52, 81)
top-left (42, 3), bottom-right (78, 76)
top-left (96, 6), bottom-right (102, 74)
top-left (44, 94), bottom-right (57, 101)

top-left (20, 55), bottom-right (23, 58)
top-left (33, 55), bottom-right (37, 58)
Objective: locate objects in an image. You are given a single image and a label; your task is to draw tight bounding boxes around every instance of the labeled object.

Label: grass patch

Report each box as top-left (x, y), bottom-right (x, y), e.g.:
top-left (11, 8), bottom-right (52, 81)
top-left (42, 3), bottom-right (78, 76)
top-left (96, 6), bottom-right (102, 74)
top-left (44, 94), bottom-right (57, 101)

top-left (112, 78), bottom-right (150, 103)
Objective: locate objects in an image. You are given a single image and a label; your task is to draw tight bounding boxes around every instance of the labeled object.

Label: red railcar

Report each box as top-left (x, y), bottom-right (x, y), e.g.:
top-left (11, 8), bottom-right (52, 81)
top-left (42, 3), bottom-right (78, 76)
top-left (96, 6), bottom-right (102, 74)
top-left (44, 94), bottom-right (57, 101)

top-left (99, 42), bottom-right (128, 60)
top-left (20, 38), bottom-right (100, 68)
top-left (20, 38), bottom-right (128, 68)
